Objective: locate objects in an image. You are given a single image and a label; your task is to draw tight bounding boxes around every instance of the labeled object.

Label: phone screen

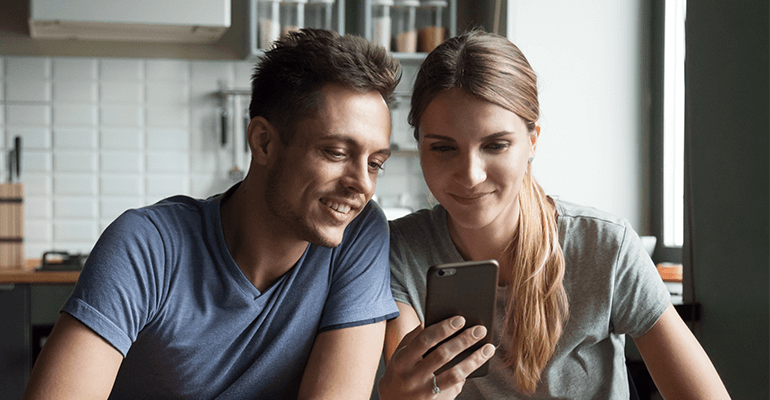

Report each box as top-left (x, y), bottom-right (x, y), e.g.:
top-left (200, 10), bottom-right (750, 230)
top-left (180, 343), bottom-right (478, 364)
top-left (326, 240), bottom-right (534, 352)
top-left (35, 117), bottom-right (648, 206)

top-left (424, 260), bottom-right (498, 378)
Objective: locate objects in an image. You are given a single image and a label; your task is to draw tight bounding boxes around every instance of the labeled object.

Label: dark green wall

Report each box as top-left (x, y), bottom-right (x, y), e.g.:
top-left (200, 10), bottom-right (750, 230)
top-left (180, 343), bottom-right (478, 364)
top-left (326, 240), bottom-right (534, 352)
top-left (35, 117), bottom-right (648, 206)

top-left (684, 0), bottom-right (769, 398)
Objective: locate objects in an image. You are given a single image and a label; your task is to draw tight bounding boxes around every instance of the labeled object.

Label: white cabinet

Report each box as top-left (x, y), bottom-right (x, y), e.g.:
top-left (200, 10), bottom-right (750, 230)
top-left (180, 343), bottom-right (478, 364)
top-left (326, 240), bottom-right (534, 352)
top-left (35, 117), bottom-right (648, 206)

top-left (28, 0), bottom-right (231, 43)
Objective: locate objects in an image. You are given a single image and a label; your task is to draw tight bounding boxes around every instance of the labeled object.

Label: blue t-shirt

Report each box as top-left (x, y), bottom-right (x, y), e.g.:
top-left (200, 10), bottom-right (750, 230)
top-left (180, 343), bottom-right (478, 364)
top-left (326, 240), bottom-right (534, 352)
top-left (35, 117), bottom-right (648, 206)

top-left (62, 190), bottom-right (399, 399)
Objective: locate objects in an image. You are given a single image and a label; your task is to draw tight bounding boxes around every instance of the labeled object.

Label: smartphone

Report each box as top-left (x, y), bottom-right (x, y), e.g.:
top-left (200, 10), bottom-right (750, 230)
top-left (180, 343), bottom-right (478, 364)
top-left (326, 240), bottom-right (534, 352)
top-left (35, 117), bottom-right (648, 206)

top-left (424, 259), bottom-right (499, 378)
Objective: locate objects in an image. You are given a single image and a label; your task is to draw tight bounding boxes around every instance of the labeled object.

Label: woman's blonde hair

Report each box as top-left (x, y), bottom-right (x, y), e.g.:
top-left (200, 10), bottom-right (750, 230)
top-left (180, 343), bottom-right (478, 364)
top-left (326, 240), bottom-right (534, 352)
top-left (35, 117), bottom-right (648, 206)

top-left (409, 29), bottom-right (568, 394)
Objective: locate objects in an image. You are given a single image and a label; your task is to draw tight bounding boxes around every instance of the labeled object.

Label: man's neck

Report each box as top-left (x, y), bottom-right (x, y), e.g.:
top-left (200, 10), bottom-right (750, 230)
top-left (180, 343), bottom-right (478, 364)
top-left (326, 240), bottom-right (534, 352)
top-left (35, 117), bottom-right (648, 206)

top-left (219, 181), bottom-right (309, 292)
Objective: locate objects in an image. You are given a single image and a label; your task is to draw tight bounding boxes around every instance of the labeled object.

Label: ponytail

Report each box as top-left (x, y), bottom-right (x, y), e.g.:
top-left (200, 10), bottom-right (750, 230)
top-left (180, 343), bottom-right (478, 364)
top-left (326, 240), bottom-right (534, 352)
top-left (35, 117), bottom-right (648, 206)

top-left (499, 168), bottom-right (568, 394)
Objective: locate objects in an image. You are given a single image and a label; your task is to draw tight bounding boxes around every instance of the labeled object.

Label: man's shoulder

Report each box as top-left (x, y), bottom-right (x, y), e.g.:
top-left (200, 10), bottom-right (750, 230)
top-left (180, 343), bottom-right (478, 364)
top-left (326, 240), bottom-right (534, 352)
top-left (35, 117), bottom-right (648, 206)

top-left (340, 200), bottom-right (389, 241)
top-left (103, 194), bottom-right (216, 246)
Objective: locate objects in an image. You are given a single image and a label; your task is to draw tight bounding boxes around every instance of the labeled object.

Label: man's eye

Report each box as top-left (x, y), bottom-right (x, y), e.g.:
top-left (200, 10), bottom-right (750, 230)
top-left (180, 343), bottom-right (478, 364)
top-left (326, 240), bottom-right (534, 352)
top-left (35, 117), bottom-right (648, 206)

top-left (325, 149), bottom-right (346, 159)
top-left (369, 161), bottom-right (385, 171)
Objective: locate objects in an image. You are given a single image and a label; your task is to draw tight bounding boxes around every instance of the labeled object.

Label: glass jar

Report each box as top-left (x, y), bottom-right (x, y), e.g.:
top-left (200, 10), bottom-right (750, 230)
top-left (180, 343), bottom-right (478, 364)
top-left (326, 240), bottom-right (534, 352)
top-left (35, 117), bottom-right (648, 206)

top-left (392, 0), bottom-right (418, 53)
top-left (306, 0), bottom-right (335, 31)
top-left (258, 0), bottom-right (281, 49)
top-left (417, 0), bottom-right (447, 53)
top-left (280, 0), bottom-right (307, 38)
top-left (371, 0), bottom-right (394, 51)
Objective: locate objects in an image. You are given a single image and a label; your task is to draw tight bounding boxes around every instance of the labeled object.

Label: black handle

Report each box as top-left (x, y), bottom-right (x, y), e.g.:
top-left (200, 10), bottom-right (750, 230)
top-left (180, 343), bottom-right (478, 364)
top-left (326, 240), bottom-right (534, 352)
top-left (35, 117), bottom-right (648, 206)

top-left (13, 136), bottom-right (21, 180)
top-left (221, 112), bottom-right (228, 147)
top-left (244, 115), bottom-right (250, 152)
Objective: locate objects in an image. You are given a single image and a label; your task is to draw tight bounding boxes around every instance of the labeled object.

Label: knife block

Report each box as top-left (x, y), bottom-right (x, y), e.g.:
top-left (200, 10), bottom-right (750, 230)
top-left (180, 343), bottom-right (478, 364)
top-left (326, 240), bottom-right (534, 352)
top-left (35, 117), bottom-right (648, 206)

top-left (0, 183), bottom-right (25, 270)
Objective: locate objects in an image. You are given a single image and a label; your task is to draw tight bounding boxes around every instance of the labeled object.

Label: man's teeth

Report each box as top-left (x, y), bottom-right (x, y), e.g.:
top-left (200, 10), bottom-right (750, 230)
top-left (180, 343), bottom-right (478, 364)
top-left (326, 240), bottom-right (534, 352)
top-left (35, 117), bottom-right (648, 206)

top-left (322, 199), bottom-right (351, 213)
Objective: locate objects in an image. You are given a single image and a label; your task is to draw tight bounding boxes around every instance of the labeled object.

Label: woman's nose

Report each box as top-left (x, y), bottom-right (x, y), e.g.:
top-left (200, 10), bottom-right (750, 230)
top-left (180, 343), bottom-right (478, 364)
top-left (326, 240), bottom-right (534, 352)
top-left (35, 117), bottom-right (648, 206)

top-left (454, 152), bottom-right (486, 187)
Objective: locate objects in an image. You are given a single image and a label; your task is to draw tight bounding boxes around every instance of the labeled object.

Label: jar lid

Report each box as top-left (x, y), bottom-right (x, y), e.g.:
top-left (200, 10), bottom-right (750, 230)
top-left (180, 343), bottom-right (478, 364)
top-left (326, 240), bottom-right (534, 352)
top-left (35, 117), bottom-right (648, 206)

top-left (394, 0), bottom-right (420, 6)
top-left (420, 0), bottom-right (448, 6)
top-left (371, 0), bottom-right (395, 6)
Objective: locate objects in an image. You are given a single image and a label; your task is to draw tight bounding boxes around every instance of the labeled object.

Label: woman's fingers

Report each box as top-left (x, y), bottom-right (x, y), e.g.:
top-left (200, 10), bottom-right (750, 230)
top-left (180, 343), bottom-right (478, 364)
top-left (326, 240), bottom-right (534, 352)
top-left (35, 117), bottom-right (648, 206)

top-left (421, 324), bottom-right (492, 375)
top-left (380, 316), bottom-right (496, 400)
top-left (434, 342), bottom-right (496, 394)
top-left (391, 316), bottom-right (467, 368)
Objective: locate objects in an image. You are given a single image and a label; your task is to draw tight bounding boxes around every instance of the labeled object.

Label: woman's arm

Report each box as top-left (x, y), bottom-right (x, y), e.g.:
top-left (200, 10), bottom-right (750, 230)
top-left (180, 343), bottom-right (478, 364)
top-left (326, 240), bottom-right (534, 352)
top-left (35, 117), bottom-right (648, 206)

top-left (24, 312), bottom-right (123, 400)
top-left (384, 302), bottom-right (422, 363)
top-left (298, 321), bottom-right (386, 400)
top-left (379, 302), bottom-right (495, 399)
top-left (634, 303), bottom-right (730, 399)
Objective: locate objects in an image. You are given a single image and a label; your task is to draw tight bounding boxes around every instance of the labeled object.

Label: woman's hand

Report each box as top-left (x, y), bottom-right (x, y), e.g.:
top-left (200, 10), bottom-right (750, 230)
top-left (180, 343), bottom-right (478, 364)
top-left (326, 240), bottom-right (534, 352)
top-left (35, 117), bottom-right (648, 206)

top-left (379, 315), bottom-right (496, 399)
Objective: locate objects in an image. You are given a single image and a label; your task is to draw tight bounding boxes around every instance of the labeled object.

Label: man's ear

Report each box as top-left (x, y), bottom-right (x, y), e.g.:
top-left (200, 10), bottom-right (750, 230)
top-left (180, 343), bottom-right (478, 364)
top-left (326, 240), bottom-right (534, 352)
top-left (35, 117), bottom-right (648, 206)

top-left (248, 116), bottom-right (278, 166)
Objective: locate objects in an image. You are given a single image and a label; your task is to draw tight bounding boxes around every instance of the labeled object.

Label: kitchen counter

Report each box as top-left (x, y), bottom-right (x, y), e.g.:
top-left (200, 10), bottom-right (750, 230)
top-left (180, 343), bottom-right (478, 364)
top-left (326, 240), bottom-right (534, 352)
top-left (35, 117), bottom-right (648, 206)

top-left (1, 267), bottom-right (79, 399)
top-left (0, 270), bottom-right (79, 284)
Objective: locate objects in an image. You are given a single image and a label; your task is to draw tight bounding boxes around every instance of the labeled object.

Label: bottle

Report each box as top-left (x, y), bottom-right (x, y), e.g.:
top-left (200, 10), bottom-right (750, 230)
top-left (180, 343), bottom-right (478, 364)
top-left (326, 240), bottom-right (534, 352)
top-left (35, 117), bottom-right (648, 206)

top-left (306, 0), bottom-right (335, 31)
top-left (281, 0), bottom-right (307, 38)
top-left (371, 0), bottom-right (394, 51)
top-left (418, 0), bottom-right (447, 53)
top-left (258, 0), bottom-right (281, 49)
top-left (392, 0), bottom-right (419, 53)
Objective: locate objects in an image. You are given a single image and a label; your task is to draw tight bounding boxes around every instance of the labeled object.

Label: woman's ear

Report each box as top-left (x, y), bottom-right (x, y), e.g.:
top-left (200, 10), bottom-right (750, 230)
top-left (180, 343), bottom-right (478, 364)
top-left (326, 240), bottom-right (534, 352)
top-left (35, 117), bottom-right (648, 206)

top-left (531, 124), bottom-right (541, 155)
top-left (248, 116), bottom-right (277, 166)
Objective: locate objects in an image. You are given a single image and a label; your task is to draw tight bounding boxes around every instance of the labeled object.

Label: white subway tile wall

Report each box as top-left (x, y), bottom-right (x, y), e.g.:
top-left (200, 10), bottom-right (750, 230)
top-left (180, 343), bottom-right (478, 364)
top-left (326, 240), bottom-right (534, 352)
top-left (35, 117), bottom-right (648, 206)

top-left (0, 55), bottom-right (429, 259)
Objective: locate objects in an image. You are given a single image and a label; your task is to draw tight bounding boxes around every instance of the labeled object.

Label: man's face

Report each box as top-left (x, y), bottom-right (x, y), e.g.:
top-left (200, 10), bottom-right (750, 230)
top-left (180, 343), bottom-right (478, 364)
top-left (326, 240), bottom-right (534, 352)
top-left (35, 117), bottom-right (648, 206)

top-left (264, 84), bottom-right (392, 248)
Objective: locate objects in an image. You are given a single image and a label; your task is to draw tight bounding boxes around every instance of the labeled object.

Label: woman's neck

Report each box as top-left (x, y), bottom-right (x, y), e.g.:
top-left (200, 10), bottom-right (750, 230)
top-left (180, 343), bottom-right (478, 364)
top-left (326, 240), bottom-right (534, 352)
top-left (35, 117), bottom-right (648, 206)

top-left (446, 210), bottom-right (519, 263)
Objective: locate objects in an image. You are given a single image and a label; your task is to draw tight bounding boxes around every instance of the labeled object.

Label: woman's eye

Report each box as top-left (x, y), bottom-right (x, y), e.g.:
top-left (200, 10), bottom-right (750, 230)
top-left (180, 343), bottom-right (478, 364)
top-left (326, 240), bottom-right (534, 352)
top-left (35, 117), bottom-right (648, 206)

top-left (369, 161), bottom-right (385, 171)
top-left (485, 142), bottom-right (510, 151)
top-left (429, 144), bottom-right (455, 152)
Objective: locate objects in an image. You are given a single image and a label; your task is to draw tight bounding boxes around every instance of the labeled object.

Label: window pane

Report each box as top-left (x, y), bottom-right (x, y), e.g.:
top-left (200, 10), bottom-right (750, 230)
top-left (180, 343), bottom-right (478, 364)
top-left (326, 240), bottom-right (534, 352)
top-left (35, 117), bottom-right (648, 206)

top-left (663, 0), bottom-right (686, 247)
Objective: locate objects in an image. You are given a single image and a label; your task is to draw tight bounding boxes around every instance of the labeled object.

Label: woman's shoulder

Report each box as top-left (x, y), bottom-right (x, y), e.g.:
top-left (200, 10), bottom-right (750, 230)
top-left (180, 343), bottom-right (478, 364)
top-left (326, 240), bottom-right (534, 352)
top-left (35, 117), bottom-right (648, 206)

top-left (555, 198), bottom-right (631, 232)
top-left (388, 205), bottom-right (446, 240)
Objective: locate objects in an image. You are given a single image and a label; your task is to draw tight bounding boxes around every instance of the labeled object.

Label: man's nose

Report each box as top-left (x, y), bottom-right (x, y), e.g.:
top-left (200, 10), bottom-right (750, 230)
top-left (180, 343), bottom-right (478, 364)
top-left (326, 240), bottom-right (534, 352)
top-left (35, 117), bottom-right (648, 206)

top-left (343, 159), bottom-right (376, 195)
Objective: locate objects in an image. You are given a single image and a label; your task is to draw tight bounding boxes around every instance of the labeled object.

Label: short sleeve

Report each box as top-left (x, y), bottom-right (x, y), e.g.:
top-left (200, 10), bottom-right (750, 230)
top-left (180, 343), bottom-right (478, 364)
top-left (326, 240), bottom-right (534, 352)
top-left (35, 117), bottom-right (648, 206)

top-left (319, 202), bottom-right (399, 331)
top-left (610, 221), bottom-right (671, 338)
top-left (388, 223), bottom-right (414, 307)
top-left (62, 210), bottom-right (165, 356)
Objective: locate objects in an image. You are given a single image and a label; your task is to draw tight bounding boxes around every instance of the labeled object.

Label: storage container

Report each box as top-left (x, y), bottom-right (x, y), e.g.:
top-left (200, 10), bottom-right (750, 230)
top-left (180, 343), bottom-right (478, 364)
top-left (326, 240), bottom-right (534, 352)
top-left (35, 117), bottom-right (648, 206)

top-left (417, 0), bottom-right (447, 52)
top-left (306, 0), bottom-right (335, 31)
top-left (371, 0), bottom-right (394, 51)
top-left (258, 0), bottom-right (281, 49)
top-left (392, 0), bottom-right (419, 52)
top-left (281, 0), bottom-right (307, 38)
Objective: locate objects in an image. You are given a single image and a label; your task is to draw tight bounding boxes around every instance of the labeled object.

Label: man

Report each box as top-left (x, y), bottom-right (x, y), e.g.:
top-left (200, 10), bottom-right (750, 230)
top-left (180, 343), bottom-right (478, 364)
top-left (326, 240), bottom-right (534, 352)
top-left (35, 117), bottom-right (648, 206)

top-left (24, 29), bottom-right (401, 399)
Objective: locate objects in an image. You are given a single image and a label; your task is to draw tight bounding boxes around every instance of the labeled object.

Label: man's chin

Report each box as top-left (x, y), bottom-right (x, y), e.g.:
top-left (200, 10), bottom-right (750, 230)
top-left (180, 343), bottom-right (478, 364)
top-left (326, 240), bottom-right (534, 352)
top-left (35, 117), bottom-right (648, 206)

top-left (304, 229), bottom-right (345, 249)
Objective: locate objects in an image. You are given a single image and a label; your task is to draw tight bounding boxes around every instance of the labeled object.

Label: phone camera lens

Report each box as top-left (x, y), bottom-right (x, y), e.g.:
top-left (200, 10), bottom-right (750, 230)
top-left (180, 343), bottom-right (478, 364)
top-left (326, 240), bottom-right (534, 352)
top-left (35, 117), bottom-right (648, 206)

top-left (438, 270), bottom-right (445, 276)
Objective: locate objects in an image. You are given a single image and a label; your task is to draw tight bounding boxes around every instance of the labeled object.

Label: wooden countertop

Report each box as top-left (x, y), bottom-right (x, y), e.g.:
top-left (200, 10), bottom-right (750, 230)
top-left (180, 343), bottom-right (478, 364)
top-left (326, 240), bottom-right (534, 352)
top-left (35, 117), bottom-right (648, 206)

top-left (0, 270), bottom-right (80, 284)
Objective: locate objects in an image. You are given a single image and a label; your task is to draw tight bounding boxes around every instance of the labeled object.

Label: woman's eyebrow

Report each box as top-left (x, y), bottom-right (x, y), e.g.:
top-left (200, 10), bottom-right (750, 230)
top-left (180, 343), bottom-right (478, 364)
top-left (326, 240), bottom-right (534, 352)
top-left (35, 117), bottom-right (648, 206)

top-left (423, 131), bottom-right (516, 141)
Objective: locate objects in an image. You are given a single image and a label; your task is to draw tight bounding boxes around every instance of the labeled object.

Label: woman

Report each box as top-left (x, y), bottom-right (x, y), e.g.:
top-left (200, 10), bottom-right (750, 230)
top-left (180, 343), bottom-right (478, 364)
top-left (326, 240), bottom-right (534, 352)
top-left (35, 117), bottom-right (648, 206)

top-left (378, 29), bottom-right (730, 399)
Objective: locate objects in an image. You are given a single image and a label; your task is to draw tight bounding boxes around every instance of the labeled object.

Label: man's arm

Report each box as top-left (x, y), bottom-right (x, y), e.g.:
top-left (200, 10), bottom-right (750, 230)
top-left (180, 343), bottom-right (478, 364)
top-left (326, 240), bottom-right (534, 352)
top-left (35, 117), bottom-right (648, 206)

top-left (298, 320), bottom-right (386, 400)
top-left (24, 312), bottom-right (123, 400)
top-left (634, 303), bottom-right (730, 399)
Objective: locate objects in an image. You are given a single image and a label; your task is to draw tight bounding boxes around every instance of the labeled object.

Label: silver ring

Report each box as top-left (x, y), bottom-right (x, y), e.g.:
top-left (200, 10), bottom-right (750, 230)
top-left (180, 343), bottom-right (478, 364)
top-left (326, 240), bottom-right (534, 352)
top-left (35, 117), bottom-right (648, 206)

top-left (432, 374), bottom-right (442, 394)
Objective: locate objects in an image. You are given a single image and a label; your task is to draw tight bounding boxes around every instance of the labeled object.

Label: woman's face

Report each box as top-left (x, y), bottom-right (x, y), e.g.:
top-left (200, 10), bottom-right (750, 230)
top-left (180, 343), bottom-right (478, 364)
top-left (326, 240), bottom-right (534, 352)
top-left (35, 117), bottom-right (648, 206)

top-left (418, 88), bottom-right (537, 231)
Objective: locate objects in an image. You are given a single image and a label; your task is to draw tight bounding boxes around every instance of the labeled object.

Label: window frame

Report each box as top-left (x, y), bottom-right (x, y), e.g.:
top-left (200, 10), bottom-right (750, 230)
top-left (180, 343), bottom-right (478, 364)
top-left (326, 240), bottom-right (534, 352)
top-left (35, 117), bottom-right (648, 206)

top-left (649, 0), bottom-right (684, 264)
